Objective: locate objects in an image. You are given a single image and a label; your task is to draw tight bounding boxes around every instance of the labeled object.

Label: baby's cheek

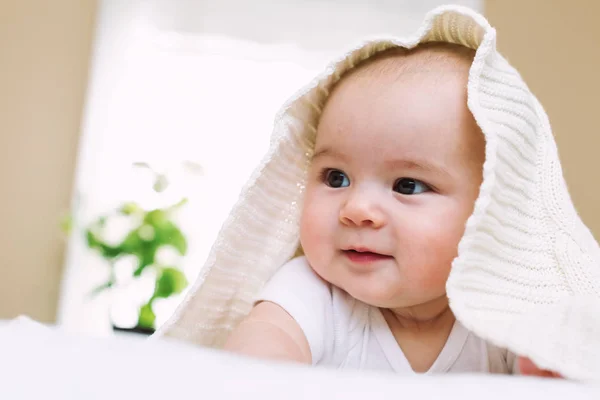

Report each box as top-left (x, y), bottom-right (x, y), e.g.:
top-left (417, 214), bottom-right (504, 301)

top-left (299, 200), bottom-right (330, 257)
top-left (299, 210), bottom-right (336, 286)
top-left (419, 203), bottom-right (468, 251)
top-left (419, 261), bottom-right (452, 290)
top-left (402, 219), bottom-right (459, 290)
top-left (404, 250), bottom-right (451, 291)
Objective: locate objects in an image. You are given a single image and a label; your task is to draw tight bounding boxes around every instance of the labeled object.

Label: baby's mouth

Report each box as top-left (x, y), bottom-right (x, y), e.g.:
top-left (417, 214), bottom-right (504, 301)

top-left (342, 248), bottom-right (393, 263)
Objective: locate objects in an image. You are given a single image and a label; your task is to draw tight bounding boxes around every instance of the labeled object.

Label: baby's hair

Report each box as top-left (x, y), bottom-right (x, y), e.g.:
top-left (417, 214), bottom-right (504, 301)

top-left (346, 42), bottom-right (476, 85)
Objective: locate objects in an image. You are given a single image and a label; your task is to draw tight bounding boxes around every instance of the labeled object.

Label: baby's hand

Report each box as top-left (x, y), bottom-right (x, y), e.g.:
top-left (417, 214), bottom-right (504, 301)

top-left (518, 356), bottom-right (562, 378)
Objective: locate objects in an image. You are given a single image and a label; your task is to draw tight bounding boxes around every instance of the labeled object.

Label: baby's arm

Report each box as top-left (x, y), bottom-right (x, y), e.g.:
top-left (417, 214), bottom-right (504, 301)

top-left (517, 356), bottom-right (562, 378)
top-left (223, 256), bottom-right (332, 364)
top-left (224, 301), bottom-right (312, 364)
top-left (507, 349), bottom-right (562, 377)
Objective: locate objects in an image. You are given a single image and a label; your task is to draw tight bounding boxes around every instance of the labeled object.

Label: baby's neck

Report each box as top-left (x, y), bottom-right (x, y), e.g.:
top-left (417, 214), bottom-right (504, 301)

top-left (380, 297), bottom-right (456, 373)
top-left (385, 296), bottom-right (454, 331)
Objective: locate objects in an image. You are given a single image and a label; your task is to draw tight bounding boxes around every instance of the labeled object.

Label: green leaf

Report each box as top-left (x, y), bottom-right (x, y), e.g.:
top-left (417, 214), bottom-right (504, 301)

top-left (119, 230), bottom-right (142, 253)
top-left (153, 267), bottom-right (188, 299)
top-left (166, 197), bottom-right (188, 212)
top-left (153, 174), bottom-right (169, 193)
top-left (137, 303), bottom-right (156, 329)
top-left (167, 228), bottom-right (187, 255)
top-left (86, 230), bottom-right (122, 259)
top-left (144, 209), bottom-right (167, 225)
top-left (133, 256), bottom-right (155, 277)
top-left (119, 202), bottom-right (142, 216)
top-left (131, 239), bottom-right (159, 277)
top-left (143, 210), bottom-right (187, 255)
top-left (138, 224), bottom-right (155, 241)
top-left (86, 229), bottom-right (100, 248)
top-left (152, 223), bottom-right (187, 255)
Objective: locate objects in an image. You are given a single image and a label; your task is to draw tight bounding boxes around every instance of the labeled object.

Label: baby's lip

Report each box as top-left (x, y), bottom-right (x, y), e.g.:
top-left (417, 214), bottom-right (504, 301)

top-left (342, 246), bottom-right (392, 257)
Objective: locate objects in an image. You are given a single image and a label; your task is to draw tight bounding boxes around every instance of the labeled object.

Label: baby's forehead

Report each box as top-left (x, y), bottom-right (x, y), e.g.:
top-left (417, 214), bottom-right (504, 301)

top-left (319, 42), bottom-right (476, 122)
top-left (314, 42), bottom-right (483, 167)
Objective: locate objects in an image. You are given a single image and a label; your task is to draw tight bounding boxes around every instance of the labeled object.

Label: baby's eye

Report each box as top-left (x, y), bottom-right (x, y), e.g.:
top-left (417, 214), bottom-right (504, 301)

top-left (323, 169), bottom-right (350, 188)
top-left (393, 178), bottom-right (430, 195)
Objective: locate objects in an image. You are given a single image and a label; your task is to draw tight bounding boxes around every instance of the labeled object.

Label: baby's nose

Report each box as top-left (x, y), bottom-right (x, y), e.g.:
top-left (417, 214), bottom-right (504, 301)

top-left (339, 190), bottom-right (386, 228)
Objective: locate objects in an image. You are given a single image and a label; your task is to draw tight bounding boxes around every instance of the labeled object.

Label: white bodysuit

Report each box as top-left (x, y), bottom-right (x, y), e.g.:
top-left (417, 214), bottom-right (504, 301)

top-left (257, 256), bottom-right (519, 374)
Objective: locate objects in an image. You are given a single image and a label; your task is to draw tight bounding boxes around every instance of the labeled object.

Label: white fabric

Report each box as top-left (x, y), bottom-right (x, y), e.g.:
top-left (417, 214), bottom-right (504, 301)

top-left (258, 257), bottom-right (517, 374)
top-left (2, 316), bottom-right (600, 399)
top-left (154, 5), bottom-right (600, 382)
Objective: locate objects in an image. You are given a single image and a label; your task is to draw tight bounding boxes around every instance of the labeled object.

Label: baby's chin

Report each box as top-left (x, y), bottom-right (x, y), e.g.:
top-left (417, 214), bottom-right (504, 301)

top-left (347, 289), bottom-right (408, 309)
top-left (344, 283), bottom-right (451, 314)
top-left (347, 290), bottom-right (444, 312)
top-left (305, 255), bottom-right (430, 307)
top-left (326, 275), bottom-right (409, 308)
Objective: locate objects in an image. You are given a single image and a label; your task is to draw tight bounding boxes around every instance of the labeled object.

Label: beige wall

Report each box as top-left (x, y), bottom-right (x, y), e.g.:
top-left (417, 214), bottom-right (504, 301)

top-left (484, 0), bottom-right (600, 236)
top-left (0, 1), bottom-right (97, 322)
top-left (0, 1), bottom-right (598, 323)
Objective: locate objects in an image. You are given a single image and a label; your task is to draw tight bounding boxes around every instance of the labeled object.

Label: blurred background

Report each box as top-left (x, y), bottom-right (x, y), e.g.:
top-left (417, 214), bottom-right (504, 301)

top-left (0, 0), bottom-right (598, 337)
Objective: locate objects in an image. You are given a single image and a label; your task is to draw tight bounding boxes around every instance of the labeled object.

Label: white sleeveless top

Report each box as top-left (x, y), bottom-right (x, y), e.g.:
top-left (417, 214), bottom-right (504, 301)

top-left (257, 257), bottom-right (519, 374)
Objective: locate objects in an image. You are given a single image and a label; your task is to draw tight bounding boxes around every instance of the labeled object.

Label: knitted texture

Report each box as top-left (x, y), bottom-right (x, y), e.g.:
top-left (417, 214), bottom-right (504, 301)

top-left (153, 6), bottom-right (600, 382)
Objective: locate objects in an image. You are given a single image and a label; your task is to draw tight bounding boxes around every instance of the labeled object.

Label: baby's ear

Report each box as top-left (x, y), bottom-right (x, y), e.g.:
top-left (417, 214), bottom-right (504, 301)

top-left (517, 357), bottom-right (562, 378)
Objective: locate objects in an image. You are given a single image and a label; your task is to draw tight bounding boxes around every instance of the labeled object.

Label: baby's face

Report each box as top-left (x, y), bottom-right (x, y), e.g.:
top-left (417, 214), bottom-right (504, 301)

top-left (299, 63), bottom-right (485, 311)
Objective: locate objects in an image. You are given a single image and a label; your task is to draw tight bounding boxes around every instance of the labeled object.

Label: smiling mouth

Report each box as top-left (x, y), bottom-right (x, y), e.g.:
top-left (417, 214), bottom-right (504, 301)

top-left (343, 249), bottom-right (393, 263)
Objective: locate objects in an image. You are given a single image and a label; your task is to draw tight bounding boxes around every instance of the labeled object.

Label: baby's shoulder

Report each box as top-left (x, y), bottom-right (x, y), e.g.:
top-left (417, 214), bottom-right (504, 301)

top-left (258, 256), bottom-right (335, 313)
top-left (258, 256), bottom-right (366, 363)
top-left (272, 257), bottom-right (362, 309)
top-left (260, 257), bottom-right (369, 321)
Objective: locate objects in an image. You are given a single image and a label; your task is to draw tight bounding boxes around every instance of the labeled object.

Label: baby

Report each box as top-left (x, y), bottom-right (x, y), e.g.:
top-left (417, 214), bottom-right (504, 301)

top-left (223, 43), bottom-right (544, 375)
top-left (155, 6), bottom-right (599, 382)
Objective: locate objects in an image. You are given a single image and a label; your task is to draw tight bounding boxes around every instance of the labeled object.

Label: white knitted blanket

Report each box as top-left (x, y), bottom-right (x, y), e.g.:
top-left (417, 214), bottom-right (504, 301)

top-left (154, 5), bottom-right (600, 382)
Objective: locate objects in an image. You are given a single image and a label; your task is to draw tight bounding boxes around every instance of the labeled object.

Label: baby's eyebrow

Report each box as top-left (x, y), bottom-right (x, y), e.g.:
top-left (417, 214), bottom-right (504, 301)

top-left (385, 159), bottom-right (452, 179)
top-left (312, 147), bottom-right (453, 179)
top-left (312, 147), bottom-right (348, 162)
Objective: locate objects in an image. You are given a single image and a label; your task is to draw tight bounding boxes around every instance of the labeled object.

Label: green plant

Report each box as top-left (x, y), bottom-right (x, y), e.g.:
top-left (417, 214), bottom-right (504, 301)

top-left (85, 200), bottom-right (189, 331)
top-left (75, 162), bottom-right (198, 332)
